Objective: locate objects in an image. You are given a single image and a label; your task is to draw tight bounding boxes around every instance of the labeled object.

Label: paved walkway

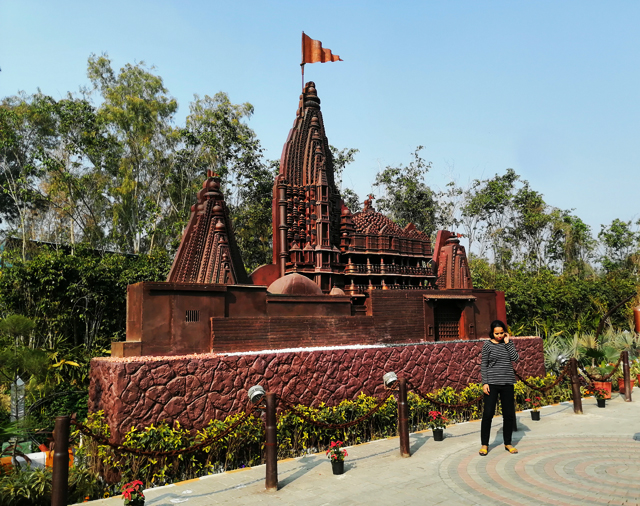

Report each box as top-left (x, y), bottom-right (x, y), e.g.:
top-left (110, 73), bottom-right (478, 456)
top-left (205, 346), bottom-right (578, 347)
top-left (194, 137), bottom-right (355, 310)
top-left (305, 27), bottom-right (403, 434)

top-left (86, 394), bottom-right (640, 505)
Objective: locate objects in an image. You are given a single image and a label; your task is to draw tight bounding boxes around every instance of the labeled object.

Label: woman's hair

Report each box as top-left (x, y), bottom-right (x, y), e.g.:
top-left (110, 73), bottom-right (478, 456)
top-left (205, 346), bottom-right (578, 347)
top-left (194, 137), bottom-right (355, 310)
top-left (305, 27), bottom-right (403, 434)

top-left (490, 320), bottom-right (507, 335)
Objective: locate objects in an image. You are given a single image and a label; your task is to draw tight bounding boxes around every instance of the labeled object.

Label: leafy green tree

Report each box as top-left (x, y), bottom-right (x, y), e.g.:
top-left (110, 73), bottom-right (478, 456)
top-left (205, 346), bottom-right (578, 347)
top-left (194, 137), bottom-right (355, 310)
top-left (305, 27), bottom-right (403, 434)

top-left (330, 145), bottom-right (361, 213)
top-left (460, 168), bottom-right (519, 263)
top-left (507, 183), bottom-right (551, 269)
top-left (0, 94), bottom-right (57, 259)
top-left (231, 160), bottom-right (278, 273)
top-left (0, 246), bottom-right (171, 353)
top-left (598, 218), bottom-right (640, 272)
top-left (547, 210), bottom-right (595, 275)
top-left (0, 315), bottom-right (35, 349)
top-left (341, 188), bottom-right (361, 213)
top-left (87, 54), bottom-right (178, 254)
top-left (39, 96), bottom-right (118, 250)
top-left (163, 92), bottom-right (265, 254)
top-left (374, 146), bottom-right (438, 235)
top-left (329, 145), bottom-right (358, 190)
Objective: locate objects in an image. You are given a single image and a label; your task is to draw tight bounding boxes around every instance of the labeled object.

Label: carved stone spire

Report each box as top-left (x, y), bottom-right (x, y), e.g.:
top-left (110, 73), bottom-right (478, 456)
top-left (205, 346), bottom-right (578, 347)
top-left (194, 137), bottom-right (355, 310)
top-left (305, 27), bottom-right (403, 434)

top-left (167, 172), bottom-right (248, 284)
top-left (272, 82), bottom-right (342, 281)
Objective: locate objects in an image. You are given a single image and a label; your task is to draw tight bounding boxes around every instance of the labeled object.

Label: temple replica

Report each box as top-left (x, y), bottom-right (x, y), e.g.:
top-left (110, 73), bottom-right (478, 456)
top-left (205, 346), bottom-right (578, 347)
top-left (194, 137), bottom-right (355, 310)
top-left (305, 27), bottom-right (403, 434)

top-left (112, 82), bottom-right (505, 358)
top-left (94, 83), bottom-right (543, 438)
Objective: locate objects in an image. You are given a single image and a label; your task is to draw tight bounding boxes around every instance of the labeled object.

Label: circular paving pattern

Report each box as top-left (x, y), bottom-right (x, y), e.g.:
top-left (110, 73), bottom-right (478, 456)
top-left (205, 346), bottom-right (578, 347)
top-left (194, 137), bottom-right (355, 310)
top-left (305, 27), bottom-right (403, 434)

top-left (439, 436), bottom-right (640, 505)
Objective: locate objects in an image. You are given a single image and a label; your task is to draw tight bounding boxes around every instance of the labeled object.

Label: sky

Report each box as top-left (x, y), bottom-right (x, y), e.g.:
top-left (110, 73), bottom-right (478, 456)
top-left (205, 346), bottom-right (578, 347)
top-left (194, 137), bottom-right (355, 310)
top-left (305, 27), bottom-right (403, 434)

top-left (1, 0), bottom-right (639, 240)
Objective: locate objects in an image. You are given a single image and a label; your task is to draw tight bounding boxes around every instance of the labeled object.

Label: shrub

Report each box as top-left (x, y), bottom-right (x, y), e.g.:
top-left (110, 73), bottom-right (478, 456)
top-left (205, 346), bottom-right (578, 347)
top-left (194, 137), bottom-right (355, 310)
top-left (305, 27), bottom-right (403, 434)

top-left (74, 374), bottom-right (574, 492)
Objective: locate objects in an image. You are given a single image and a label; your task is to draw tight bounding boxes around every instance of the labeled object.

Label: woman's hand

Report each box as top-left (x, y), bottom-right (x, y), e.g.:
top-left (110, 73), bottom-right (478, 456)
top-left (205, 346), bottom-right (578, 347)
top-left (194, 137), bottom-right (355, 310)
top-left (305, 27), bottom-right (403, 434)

top-left (504, 334), bottom-right (510, 344)
top-left (483, 384), bottom-right (490, 395)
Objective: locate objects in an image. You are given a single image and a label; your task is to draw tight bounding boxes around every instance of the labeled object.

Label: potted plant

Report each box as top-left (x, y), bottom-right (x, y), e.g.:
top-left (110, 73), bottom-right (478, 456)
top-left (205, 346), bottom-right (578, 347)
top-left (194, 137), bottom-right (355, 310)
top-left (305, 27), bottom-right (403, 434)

top-left (630, 359), bottom-right (640, 387)
top-left (590, 387), bottom-right (608, 408)
top-left (525, 396), bottom-right (542, 421)
top-left (122, 480), bottom-right (145, 506)
top-left (428, 411), bottom-right (448, 441)
top-left (618, 376), bottom-right (634, 395)
top-left (587, 361), bottom-right (614, 399)
top-left (326, 441), bottom-right (348, 475)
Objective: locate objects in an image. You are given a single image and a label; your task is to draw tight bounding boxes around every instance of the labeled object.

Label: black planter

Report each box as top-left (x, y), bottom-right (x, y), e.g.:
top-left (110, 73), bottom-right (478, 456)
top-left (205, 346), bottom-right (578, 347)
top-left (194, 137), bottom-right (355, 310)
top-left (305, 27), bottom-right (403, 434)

top-left (530, 411), bottom-right (540, 421)
top-left (597, 398), bottom-right (606, 408)
top-left (331, 459), bottom-right (344, 475)
top-left (433, 428), bottom-right (444, 441)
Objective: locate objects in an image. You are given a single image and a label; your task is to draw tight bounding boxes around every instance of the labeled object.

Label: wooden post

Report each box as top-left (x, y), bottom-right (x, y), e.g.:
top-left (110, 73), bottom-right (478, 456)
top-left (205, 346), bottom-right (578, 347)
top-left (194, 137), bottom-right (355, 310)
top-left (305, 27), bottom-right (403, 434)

top-left (51, 416), bottom-right (70, 506)
top-left (397, 378), bottom-right (411, 457)
top-left (623, 351), bottom-right (632, 402)
top-left (265, 393), bottom-right (278, 491)
top-left (569, 358), bottom-right (583, 414)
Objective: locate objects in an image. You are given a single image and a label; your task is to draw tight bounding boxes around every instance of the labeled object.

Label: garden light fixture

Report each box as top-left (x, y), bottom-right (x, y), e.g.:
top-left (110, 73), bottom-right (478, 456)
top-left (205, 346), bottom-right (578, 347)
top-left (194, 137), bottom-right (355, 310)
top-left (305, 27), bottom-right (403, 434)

top-left (248, 385), bottom-right (265, 404)
top-left (383, 371), bottom-right (398, 388)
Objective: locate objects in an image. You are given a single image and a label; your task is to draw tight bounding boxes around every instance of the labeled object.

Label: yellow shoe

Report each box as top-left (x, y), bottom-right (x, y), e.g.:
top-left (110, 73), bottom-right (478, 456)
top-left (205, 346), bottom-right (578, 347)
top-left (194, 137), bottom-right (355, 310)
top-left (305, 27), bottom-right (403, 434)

top-left (505, 445), bottom-right (518, 454)
top-left (479, 446), bottom-right (488, 456)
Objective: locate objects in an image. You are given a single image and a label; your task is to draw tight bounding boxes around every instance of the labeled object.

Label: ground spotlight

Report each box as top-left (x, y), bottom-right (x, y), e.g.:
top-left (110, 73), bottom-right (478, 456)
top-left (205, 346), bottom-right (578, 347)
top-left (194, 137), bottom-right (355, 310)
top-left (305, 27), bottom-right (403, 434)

top-left (383, 371), bottom-right (398, 388)
top-left (248, 385), bottom-right (265, 404)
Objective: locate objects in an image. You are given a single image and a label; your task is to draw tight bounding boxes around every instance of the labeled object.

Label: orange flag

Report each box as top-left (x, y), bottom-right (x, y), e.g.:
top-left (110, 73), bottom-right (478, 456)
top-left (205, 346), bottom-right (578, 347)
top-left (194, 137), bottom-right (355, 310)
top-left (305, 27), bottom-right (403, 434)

top-left (302, 32), bottom-right (343, 64)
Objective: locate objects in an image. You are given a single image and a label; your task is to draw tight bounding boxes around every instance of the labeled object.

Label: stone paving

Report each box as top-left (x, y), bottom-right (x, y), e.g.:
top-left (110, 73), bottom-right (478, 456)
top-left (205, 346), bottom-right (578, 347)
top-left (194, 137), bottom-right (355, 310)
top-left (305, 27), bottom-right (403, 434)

top-left (86, 394), bottom-right (640, 506)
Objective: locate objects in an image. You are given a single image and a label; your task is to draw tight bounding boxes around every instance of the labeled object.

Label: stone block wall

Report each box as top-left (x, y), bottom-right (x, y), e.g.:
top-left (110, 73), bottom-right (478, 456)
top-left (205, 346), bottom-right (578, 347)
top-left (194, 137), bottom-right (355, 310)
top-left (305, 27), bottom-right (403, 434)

top-left (89, 337), bottom-right (543, 441)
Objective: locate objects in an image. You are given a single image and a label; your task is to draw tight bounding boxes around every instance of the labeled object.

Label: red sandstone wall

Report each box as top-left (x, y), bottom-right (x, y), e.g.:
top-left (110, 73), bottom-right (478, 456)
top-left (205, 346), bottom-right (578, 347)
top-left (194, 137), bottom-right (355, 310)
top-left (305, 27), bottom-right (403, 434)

top-left (90, 337), bottom-right (544, 440)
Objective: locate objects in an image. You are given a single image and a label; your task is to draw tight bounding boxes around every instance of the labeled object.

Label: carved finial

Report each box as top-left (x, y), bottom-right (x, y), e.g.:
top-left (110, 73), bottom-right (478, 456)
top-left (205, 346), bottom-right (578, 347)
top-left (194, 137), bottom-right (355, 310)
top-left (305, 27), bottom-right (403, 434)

top-left (303, 81), bottom-right (320, 109)
top-left (363, 194), bottom-right (375, 212)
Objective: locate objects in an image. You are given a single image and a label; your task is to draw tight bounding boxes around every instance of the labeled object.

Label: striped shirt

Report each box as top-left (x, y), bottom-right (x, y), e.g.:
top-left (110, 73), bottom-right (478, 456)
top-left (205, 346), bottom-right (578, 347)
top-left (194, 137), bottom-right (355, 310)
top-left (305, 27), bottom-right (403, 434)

top-left (481, 340), bottom-right (519, 385)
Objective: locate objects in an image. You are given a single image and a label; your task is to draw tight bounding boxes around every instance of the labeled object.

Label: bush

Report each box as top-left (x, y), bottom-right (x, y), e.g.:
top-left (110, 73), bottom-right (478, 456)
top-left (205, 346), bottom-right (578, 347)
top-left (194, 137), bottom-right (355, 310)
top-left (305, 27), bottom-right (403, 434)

top-left (0, 466), bottom-right (51, 506)
top-left (0, 465), bottom-right (106, 506)
top-left (74, 374), bottom-right (574, 491)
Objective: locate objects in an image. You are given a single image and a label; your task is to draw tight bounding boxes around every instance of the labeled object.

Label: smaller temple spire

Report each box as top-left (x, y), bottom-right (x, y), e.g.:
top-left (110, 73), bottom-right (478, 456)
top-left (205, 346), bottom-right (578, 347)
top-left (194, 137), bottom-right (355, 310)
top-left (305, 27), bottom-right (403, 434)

top-left (167, 174), bottom-right (248, 285)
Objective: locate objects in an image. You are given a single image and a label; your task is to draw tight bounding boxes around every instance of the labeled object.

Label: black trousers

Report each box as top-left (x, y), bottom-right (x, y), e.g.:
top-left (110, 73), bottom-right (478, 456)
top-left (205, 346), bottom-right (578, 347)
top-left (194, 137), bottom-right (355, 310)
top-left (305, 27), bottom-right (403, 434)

top-left (481, 384), bottom-right (515, 446)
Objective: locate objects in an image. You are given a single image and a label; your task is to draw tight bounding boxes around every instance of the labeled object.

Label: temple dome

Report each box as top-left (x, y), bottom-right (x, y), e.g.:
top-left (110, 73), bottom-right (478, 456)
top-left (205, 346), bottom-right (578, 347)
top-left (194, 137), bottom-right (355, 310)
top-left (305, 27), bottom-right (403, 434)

top-left (352, 207), bottom-right (429, 240)
top-left (267, 273), bottom-right (323, 296)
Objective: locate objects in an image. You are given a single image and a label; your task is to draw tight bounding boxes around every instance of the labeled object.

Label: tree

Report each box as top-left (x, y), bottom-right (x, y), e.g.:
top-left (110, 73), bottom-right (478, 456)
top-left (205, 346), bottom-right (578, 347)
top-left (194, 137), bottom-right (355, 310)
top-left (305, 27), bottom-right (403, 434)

top-left (329, 145), bottom-right (358, 190)
top-left (0, 94), bottom-right (57, 259)
top-left (546, 210), bottom-right (595, 275)
top-left (36, 96), bottom-right (118, 250)
top-left (508, 183), bottom-right (551, 270)
top-left (374, 146), bottom-right (438, 235)
top-left (232, 159), bottom-right (278, 273)
top-left (87, 54), bottom-right (178, 254)
top-left (598, 219), bottom-right (640, 272)
top-left (460, 168), bottom-right (519, 262)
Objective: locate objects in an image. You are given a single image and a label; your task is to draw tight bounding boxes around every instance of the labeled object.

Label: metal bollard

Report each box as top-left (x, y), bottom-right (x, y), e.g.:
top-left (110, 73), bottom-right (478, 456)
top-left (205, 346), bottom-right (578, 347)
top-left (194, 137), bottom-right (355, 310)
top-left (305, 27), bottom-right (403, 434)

top-left (51, 416), bottom-right (70, 506)
top-left (623, 351), bottom-right (632, 402)
top-left (397, 378), bottom-right (411, 458)
top-left (264, 393), bottom-right (278, 491)
top-left (569, 358), bottom-right (583, 414)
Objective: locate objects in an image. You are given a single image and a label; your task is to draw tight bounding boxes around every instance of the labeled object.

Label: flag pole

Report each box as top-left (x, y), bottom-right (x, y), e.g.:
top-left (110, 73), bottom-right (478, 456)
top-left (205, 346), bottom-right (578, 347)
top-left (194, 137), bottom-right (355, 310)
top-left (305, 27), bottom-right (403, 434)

top-left (301, 31), bottom-right (305, 92)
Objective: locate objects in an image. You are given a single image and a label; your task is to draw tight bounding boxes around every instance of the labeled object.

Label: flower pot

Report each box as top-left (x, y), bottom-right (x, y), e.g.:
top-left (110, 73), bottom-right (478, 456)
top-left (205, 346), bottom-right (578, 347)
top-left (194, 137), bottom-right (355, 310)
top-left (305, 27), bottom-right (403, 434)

top-left (331, 459), bottom-right (344, 475)
top-left (597, 398), bottom-right (606, 408)
top-left (618, 377), bottom-right (634, 395)
top-left (433, 428), bottom-right (444, 441)
top-left (592, 381), bottom-right (612, 399)
top-left (530, 410), bottom-right (540, 421)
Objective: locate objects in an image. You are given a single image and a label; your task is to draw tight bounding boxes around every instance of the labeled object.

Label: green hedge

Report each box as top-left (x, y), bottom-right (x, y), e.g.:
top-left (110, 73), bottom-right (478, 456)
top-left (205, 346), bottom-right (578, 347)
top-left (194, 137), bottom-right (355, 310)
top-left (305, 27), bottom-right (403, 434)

top-left (0, 373), bottom-right (577, 503)
top-left (75, 374), bottom-right (573, 494)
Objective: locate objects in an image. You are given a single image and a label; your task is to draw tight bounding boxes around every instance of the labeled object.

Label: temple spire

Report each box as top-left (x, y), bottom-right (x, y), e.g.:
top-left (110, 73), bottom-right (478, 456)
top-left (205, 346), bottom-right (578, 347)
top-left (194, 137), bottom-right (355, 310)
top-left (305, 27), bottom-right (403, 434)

top-left (167, 173), bottom-right (248, 285)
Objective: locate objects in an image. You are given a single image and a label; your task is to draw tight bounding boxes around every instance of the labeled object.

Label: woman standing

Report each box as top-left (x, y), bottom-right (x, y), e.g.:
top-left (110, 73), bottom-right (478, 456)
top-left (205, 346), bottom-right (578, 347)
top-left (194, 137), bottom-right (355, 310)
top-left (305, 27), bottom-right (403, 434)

top-left (479, 320), bottom-right (519, 456)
